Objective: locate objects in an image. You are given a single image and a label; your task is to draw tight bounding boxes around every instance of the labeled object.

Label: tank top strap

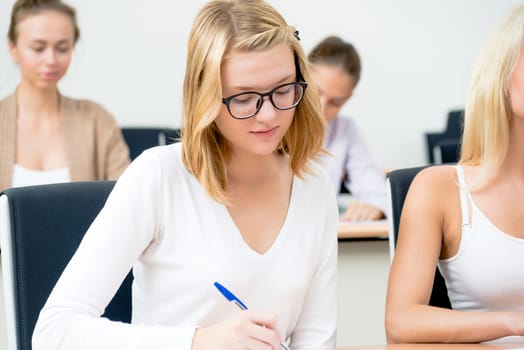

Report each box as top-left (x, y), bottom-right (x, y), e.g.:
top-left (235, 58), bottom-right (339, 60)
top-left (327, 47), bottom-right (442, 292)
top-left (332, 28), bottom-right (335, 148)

top-left (455, 165), bottom-right (471, 228)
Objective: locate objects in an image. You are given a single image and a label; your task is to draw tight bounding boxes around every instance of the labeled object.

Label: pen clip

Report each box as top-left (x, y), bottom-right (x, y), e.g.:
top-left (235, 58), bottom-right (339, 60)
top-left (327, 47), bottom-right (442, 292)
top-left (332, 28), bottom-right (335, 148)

top-left (232, 299), bottom-right (247, 310)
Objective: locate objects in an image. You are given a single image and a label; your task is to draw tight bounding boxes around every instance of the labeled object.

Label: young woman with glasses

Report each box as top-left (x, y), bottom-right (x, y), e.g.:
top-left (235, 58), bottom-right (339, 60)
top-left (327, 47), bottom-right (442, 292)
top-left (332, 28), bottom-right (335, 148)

top-left (32, 1), bottom-right (338, 349)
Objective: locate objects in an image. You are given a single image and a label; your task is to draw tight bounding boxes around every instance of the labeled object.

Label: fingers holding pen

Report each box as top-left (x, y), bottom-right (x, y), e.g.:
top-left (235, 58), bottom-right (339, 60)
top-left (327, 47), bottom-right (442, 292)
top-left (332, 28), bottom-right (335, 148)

top-left (192, 310), bottom-right (283, 350)
top-left (233, 311), bottom-right (282, 349)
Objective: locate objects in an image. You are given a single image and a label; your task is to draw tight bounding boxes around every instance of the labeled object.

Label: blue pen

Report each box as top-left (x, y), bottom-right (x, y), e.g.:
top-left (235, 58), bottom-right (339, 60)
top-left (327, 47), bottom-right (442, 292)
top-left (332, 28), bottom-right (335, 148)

top-left (214, 282), bottom-right (289, 350)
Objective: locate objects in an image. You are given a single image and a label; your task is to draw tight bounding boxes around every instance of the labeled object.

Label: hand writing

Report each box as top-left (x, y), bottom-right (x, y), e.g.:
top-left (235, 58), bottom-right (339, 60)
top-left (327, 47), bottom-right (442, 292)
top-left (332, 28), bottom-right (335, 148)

top-left (192, 310), bottom-right (282, 350)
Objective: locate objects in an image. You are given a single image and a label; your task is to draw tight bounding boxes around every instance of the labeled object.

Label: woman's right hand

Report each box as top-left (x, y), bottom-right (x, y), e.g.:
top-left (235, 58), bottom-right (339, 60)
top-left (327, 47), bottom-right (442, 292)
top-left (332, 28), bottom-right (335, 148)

top-left (192, 310), bottom-right (283, 350)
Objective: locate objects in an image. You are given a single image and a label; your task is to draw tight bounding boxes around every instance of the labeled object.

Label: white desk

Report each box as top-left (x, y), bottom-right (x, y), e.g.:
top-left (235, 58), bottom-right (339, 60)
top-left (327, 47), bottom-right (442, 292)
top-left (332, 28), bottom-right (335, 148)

top-left (334, 343), bottom-right (524, 350)
top-left (338, 220), bottom-right (389, 240)
top-left (337, 194), bottom-right (389, 240)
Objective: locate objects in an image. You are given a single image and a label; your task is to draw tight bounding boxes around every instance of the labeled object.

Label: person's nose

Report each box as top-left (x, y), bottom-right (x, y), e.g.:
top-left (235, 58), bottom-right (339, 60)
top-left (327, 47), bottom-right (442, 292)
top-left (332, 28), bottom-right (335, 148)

top-left (44, 48), bottom-right (58, 65)
top-left (253, 95), bottom-right (278, 122)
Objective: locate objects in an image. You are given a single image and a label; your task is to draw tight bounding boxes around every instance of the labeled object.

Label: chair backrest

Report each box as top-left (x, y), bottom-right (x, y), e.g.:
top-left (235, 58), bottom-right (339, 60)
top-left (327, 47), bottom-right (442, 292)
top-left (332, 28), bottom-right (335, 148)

top-left (425, 110), bottom-right (464, 163)
top-left (433, 138), bottom-right (461, 164)
top-left (386, 166), bottom-right (451, 309)
top-left (0, 181), bottom-right (133, 350)
top-left (121, 127), bottom-right (180, 160)
top-left (445, 110), bottom-right (464, 135)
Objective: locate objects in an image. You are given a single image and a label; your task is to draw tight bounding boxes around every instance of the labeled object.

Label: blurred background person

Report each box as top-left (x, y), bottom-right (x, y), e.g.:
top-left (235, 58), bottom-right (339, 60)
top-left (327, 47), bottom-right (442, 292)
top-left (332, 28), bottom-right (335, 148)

top-left (309, 36), bottom-right (387, 221)
top-left (0, 0), bottom-right (129, 191)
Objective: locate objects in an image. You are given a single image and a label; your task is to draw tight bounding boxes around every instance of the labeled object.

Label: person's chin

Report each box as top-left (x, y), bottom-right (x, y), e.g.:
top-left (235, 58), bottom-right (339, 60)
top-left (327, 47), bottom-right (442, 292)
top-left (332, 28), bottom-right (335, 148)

top-left (251, 141), bottom-right (283, 157)
top-left (35, 79), bottom-right (59, 90)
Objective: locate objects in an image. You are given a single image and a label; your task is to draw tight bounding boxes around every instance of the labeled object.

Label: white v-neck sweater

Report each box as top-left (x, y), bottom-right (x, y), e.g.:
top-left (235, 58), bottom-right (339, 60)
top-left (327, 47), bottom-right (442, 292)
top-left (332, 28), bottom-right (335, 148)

top-left (33, 143), bottom-right (339, 350)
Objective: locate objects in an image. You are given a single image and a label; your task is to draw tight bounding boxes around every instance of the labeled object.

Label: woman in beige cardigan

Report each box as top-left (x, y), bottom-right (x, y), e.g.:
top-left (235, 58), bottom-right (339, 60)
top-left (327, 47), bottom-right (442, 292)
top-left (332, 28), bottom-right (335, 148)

top-left (0, 0), bottom-right (130, 191)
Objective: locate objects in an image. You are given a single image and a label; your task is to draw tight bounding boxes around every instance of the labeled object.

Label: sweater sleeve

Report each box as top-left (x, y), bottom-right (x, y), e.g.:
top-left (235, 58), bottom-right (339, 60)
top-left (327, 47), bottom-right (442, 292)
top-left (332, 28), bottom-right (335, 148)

top-left (93, 102), bottom-right (131, 180)
top-left (32, 151), bottom-right (195, 350)
top-left (289, 177), bottom-right (339, 350)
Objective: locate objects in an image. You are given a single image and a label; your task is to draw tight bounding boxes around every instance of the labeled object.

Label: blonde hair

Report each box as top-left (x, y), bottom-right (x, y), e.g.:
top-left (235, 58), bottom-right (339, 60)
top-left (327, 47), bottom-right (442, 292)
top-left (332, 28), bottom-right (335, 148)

top-left (460, 4), bottom-right (524, 182)
top-left (182, 0), bottom-right (324, 203)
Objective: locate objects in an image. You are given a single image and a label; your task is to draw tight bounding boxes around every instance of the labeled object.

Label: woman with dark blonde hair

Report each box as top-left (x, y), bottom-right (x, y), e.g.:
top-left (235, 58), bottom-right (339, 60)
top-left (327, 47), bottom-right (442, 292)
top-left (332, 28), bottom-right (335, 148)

top-left (32, 1), bottom-right (338, 349)
top-left (0, 0), bottom-right (129, 191)
top-left (386, 4), bottom-right (524, 344)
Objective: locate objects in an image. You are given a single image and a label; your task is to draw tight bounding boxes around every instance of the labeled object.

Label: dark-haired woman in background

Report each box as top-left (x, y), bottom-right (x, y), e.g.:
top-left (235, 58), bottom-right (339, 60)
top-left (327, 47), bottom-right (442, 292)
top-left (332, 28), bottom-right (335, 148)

top-left (0, 0), bottom-right (129, 191)
top-left (309, 36), bottom-right (387, 221)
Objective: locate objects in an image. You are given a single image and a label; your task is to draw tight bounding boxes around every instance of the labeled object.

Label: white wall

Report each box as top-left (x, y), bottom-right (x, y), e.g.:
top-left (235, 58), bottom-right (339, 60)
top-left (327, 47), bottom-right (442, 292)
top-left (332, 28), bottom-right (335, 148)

top-left (0, 1), bottom-right (521, 168)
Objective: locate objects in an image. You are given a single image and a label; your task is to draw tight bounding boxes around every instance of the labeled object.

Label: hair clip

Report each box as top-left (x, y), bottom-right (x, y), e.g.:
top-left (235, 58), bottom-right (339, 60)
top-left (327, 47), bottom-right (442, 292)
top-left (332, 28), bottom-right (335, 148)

top-left (293, 30), bottom-right (300, 41)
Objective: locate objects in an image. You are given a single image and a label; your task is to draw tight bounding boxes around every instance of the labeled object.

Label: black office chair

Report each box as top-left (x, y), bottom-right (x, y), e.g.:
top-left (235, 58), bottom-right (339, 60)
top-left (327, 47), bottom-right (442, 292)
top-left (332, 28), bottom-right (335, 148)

top-left (386, 166), bottom-right (451, 309)
top-left (121, 127), bottom-right (181, 160)
top-left (433, 138), bottom-right (461, 164)
top-left (0, 181), bottom-right (133, 350)
top-left (425, 110), bottom-right (464, 164)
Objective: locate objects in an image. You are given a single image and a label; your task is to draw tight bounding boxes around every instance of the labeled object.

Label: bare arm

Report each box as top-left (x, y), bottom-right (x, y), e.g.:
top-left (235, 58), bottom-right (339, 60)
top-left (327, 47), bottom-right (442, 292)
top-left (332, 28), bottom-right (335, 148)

top-left (385, 166), bottom-right (522, 343)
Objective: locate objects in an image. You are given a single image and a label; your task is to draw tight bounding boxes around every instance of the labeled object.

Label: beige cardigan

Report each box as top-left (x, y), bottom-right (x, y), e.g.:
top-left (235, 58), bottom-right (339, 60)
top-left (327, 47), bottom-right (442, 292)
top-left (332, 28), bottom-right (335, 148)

top-left (0, 92), bottom-right (130, 191)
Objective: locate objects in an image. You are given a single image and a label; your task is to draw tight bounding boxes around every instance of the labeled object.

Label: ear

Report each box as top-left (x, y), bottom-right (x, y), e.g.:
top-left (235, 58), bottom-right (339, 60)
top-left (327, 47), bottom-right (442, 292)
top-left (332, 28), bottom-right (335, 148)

top-left (8, 41), bottom-right (19, 64)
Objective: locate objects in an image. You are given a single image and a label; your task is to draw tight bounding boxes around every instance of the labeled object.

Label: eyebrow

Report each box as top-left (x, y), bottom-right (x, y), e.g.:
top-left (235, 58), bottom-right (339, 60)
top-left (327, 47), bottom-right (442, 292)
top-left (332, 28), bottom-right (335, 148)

top-left (229, 73), bottom-right (295, 92)
top-left (31, 39), bottom-right (71, 45)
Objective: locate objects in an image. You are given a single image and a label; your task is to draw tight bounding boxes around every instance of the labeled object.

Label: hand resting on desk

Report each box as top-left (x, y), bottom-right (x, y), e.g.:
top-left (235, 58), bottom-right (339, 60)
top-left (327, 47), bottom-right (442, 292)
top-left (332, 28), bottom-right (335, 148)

top-left (341, 199), bottom-right (385, 222)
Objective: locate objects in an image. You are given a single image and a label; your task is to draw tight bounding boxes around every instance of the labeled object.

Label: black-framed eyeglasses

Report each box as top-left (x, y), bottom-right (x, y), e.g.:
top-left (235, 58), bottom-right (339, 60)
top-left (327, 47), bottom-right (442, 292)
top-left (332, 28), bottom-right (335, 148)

top-left (222, 82), bottom-right (307, 120)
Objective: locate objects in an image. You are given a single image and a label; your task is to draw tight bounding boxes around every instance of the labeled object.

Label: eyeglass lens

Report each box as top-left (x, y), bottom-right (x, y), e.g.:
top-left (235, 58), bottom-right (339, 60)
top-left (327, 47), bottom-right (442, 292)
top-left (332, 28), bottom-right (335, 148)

top-left (228, 83), bottom-right (304, 119)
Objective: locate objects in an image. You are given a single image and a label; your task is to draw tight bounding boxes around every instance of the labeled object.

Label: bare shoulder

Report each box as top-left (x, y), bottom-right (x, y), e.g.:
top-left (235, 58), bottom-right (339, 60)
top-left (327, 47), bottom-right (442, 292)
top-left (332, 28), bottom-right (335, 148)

top-left (395, 165), bottom-right (462, 259)
top-left (410, 165), bottom-right (458, 194)
top-left (404, 165), bottom-right (460, 216)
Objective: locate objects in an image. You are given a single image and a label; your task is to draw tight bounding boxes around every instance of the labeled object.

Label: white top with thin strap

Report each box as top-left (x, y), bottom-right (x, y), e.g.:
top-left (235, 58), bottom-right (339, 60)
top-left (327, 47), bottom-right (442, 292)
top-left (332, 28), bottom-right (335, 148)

top-left (438, 165), bottom-right (524, 343)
